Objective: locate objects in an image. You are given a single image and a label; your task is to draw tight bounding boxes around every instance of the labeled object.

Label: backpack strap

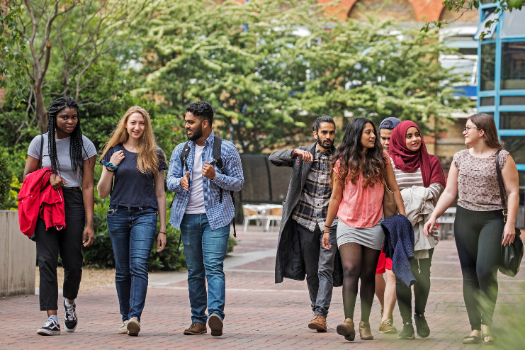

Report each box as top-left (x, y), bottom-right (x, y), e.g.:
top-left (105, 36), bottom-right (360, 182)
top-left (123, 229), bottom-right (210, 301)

top-left (212, 136), bottom-right (237, 237)
top-left (180, 142), bottom-right (191, 173)
top-left (38, 134), bottom-right (44, 169)
top-left (110, 144), bottom-right (123, 194)
top-left (213, 136), bottom-right (225, 203)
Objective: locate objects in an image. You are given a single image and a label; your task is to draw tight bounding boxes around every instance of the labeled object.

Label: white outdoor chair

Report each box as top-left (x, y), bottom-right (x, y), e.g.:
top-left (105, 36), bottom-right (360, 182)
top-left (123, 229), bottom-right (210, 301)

top-left (436, 207), bottom-right (456, 240)
top-left (265, 207), bottom-right (283, 232)
top-left (243, 206), bottom-right (266, 232)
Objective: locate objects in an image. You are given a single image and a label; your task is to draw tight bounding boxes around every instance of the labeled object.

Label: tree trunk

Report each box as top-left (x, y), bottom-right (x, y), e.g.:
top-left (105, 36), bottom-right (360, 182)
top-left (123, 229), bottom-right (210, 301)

top-left (35, 86), bottom-right (47, 133)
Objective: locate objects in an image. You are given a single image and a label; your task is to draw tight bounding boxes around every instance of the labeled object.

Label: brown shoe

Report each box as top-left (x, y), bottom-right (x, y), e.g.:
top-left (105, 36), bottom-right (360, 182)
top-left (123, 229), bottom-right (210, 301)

top-left (379, 318), bottom-right (397, 334)
top-left (359, 321), bottom-right (374, 340)
top-left (336, 318), bottom-right (355, 341)
top-left (308, 315), bottom-right (327, 332)
top-left (183, 322), bottom-right (207, 335)
top-left (208, 314), bottom-right (223, 336)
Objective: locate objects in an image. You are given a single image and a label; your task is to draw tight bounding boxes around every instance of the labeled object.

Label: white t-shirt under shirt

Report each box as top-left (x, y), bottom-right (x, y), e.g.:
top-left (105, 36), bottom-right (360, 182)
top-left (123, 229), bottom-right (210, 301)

top-left (185, 145), bottom-right (206, 214)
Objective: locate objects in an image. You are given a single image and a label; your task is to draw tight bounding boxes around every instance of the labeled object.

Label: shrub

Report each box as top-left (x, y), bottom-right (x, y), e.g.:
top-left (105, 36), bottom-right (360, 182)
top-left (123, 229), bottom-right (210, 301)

top-left (0, 152), bottom-right (12, 209)
top-left (83, 172), bottom-right (237, 271)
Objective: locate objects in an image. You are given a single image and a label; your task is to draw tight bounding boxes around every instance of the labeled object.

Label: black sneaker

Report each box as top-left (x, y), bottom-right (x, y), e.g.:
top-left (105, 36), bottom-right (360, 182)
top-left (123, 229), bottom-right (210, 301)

top-left (414, 313), bottom-right (430, 338)
top-left (398, 322), bottom-right (415, 340)
top-left (37, 317), bottom-right (61, 336)
top-left (64, 300), bottom-right (78, 332)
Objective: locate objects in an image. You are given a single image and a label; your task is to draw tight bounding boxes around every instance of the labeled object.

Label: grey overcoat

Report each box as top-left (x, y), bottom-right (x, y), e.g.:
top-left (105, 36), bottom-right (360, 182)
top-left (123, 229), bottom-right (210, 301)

top-left (269, 142), bottom-right (343, 286)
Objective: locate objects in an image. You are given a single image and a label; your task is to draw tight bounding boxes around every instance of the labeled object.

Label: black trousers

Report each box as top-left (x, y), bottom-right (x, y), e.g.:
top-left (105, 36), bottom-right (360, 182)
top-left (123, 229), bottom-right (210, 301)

top-left (295, 221), bottom-right (337, 318)
top-left (36, 187), bottom-right (85, 311)
top-left (396, 248), bottom-right (434, 324)
top-left (454, 206), bottom-right (504, 330)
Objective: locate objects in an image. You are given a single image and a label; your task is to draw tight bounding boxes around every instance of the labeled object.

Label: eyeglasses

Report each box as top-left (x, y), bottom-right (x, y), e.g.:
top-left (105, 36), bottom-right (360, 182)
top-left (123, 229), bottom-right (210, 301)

top-left (463, 126), bottom-right (481, 132)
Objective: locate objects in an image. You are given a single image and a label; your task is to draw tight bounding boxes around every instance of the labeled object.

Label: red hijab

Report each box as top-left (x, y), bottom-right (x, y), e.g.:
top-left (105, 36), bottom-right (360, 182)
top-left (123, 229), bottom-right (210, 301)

top-left (389, 121), bottom-right (446, 188)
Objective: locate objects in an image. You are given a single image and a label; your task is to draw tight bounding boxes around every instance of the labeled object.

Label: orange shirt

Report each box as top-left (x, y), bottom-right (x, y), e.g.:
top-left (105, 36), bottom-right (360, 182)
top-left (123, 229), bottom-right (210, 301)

top-left (334, 161), bottom-right (385, 229)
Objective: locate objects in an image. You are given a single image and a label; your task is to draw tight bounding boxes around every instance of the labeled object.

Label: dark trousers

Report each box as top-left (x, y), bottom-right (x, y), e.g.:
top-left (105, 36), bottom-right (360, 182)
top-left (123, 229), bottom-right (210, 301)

top-left (454, 206), bottom-right (504, 330)
top-left (396, 248), bottom-right (434, 323)
top-left (35, 187), bottom-right (85, 311)
top-left (296, 221), bottom-right (337, 318)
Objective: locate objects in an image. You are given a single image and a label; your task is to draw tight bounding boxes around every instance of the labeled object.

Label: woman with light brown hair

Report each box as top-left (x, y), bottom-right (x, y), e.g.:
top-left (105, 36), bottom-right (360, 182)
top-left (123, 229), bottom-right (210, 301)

top-left (97, 106), bottom-right (168, 336)
top-left (424, 113), bottom-right (519, 345)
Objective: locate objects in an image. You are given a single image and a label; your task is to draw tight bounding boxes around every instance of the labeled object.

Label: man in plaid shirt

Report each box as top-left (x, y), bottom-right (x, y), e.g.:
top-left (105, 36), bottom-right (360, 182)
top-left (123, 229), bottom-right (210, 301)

top-left (270, 115), bottom-right (340, 332)
top-left (167, 101), bottom-right (244, 337)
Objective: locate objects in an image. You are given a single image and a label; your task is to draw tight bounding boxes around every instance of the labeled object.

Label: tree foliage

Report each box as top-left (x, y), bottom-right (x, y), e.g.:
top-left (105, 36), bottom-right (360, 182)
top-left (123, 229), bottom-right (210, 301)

top-left (141, 0), bottom-right (317, 153)
top-left (300, 14), bottom-right (473, 134)
top-left (422, 0), bottom-right (525, 40)
top-left (7, 0), bottom-right (154, 132)
top-left (142, 0), bottom-right (472, 151)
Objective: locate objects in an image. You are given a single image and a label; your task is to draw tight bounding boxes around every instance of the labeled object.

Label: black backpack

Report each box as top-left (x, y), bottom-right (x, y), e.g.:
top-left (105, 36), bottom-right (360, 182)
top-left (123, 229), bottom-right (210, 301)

top-left (176, 136), bottom-right (237, 237)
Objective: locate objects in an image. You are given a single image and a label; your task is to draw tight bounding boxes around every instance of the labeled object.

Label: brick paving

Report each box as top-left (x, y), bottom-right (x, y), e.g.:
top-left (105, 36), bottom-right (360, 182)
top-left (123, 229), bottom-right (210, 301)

top-left (2, 228), bottom-right (524, 349)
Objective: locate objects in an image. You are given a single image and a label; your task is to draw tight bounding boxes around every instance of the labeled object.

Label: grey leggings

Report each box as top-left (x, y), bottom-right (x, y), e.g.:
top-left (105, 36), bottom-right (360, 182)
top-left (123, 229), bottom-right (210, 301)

top-left (454, 206), bottom-right (504, 330)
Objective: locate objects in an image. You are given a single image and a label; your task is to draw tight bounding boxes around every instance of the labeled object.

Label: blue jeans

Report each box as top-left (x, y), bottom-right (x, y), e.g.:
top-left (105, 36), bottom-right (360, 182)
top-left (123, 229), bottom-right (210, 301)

top-left (180, 213), bottom-right (230, 325)
top-left (107, 205), bottom-right (157, 322)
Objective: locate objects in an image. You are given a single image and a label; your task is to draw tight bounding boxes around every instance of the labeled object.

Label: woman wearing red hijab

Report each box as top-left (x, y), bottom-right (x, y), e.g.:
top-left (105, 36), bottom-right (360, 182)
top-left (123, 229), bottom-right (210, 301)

top-left (389, 121), bottom-right (446, 340)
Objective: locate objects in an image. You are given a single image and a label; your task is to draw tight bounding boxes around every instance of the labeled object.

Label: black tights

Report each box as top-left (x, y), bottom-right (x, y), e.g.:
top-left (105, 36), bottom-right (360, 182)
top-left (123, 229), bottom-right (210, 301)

top-left (339, 243), bottom-right (381, 322)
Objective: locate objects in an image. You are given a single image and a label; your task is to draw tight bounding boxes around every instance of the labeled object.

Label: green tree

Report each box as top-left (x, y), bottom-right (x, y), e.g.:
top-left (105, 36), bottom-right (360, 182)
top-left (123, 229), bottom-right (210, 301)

top-left (140, 0), bottom-right (317, 153)
top-left (422, 0), bottom-right (525, 40)
top-left (299, 15), bottom-right (474, 134)
top-left (6, 0), bottom-right (154, 133)
top-left (0, 1), bottom-right (28, 105)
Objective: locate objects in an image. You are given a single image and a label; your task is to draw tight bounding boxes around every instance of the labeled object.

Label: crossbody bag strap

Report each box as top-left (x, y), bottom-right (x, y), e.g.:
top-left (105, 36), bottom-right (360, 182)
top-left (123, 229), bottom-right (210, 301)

top-left (38, 134), bottom-right (44, 169)
top-left (494, 150), bottom-right (508, 222)
top-left (110, 144), bottom-right (123, 194)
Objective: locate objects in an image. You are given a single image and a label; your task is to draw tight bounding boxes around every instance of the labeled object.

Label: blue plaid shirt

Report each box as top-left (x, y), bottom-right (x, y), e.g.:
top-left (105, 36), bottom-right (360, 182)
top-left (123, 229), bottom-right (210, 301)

top-left (166, 132), bottom-right (244, 230)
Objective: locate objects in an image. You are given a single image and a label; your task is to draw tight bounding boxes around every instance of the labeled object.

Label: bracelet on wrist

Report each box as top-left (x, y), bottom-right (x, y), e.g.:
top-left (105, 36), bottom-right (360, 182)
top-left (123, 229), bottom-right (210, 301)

top-left (105, 166), bottom-right (115, 172)
top-left (104, 162), bottom-right (118, 171)
top-left (159, 231), bottom-right (166, 235)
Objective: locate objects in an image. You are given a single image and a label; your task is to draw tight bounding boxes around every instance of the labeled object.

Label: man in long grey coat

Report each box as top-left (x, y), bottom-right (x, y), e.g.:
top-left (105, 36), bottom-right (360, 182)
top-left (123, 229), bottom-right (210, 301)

top-left (269, 115), bottom-right (342, 333)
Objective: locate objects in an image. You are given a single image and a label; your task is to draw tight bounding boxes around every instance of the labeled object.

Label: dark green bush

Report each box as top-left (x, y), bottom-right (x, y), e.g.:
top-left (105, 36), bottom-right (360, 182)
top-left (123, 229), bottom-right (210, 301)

top-left (0, 152), bottom-right (12, 209)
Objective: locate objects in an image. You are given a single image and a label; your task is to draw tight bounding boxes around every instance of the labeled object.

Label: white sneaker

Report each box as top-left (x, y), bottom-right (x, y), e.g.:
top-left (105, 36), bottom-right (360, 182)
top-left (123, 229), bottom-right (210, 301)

top-left (127, 317), bottom-right (140, 336)
top-left (118, 320), bottom-right (129, 334)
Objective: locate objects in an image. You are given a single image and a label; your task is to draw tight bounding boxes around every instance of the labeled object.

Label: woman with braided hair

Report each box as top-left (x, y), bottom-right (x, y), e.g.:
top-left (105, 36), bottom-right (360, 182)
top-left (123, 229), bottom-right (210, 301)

top-left (23, 97), bottom-right (97, 336)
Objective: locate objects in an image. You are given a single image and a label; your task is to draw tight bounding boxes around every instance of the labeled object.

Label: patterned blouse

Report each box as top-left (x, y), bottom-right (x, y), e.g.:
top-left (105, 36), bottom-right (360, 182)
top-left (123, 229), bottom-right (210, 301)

top-left (453, 149), bottom-right (510, 211)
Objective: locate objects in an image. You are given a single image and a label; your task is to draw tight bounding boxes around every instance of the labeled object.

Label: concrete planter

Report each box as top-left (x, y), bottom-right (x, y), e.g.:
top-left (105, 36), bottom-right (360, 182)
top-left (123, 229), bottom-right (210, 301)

top-left (0, 210), bottom-right (36, 297)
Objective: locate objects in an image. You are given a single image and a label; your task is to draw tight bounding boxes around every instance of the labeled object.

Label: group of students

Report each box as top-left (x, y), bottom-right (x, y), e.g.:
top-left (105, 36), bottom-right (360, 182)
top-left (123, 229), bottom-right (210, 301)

top-left (24, 98), bottom-right (243, 338)
top-left (24, 96), bottom-right (519, 346)
top-left (271, 113), bottom-right (519, 345)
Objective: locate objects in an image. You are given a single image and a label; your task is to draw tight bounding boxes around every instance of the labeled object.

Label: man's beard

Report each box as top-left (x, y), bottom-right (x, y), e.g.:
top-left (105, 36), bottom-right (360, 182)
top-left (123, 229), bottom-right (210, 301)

top-left (187, 123), bottom-right (203, 141)
top-left (317, 138), bottom-right (333, 150)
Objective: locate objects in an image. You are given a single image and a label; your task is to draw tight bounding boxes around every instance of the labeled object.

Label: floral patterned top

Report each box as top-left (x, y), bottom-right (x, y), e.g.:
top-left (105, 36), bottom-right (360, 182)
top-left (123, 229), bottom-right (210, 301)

top-left (453, 149), bottom-right (509, 211)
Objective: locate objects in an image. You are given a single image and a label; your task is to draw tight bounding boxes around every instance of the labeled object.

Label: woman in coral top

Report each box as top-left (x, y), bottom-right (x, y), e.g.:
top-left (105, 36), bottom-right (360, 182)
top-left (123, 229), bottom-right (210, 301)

top-left (323, 117), bottom-right (405, 342)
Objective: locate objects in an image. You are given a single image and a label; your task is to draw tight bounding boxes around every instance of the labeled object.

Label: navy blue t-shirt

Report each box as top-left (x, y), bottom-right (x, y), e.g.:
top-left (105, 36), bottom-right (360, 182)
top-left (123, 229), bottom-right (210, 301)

top-left (101, 145), bottom-right (168, 209)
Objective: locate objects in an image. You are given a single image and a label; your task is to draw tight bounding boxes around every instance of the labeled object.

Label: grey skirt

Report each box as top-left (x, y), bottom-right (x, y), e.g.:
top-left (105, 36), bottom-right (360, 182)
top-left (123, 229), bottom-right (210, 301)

top-left (336, 219), bottom-right (385, 251)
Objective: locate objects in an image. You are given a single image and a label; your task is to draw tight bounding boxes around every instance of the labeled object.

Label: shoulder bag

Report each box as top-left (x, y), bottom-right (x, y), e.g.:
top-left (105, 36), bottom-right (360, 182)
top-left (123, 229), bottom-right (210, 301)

top-left (495, 150), bottom-right (524, 277)
top-left (383, 184), bottom-right (397, 219)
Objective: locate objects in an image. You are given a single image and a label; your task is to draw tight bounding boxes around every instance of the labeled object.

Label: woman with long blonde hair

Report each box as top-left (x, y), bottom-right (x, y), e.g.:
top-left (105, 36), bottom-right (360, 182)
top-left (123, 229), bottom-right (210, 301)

top-left (97, 106), bottom-right (168, 336)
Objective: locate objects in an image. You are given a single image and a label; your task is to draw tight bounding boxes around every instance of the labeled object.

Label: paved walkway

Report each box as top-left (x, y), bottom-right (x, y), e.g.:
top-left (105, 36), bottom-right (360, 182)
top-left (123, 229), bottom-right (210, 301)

top-left (2, 227), bottom-right (524, 349)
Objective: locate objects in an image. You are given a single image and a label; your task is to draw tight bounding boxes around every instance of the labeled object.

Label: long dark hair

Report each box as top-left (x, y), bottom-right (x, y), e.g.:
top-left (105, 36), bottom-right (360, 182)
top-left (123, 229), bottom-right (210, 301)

top-left (468, 113), bottom-right (503, 150)
top-left (331, 117), bottom-right (388, 189)
top-left (47, 97), bottom-right (85, 176)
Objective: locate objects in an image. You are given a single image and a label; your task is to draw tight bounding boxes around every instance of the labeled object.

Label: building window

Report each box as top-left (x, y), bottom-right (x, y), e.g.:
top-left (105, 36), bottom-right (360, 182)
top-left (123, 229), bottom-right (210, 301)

top-left (500, 111), bottom-right (525, 129)
top-left (500, 96), bottom-right (525, 105)
top-left (501, 136), bottom-right (525, 163)
top-left (501, 41), bottom-right (525, 90)
top-left (501, 9), bottom-right (525, 37)
top-left (480, 43), bottom-right (496, 90)
top-left (480, 96), bottom-right (495, 105)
